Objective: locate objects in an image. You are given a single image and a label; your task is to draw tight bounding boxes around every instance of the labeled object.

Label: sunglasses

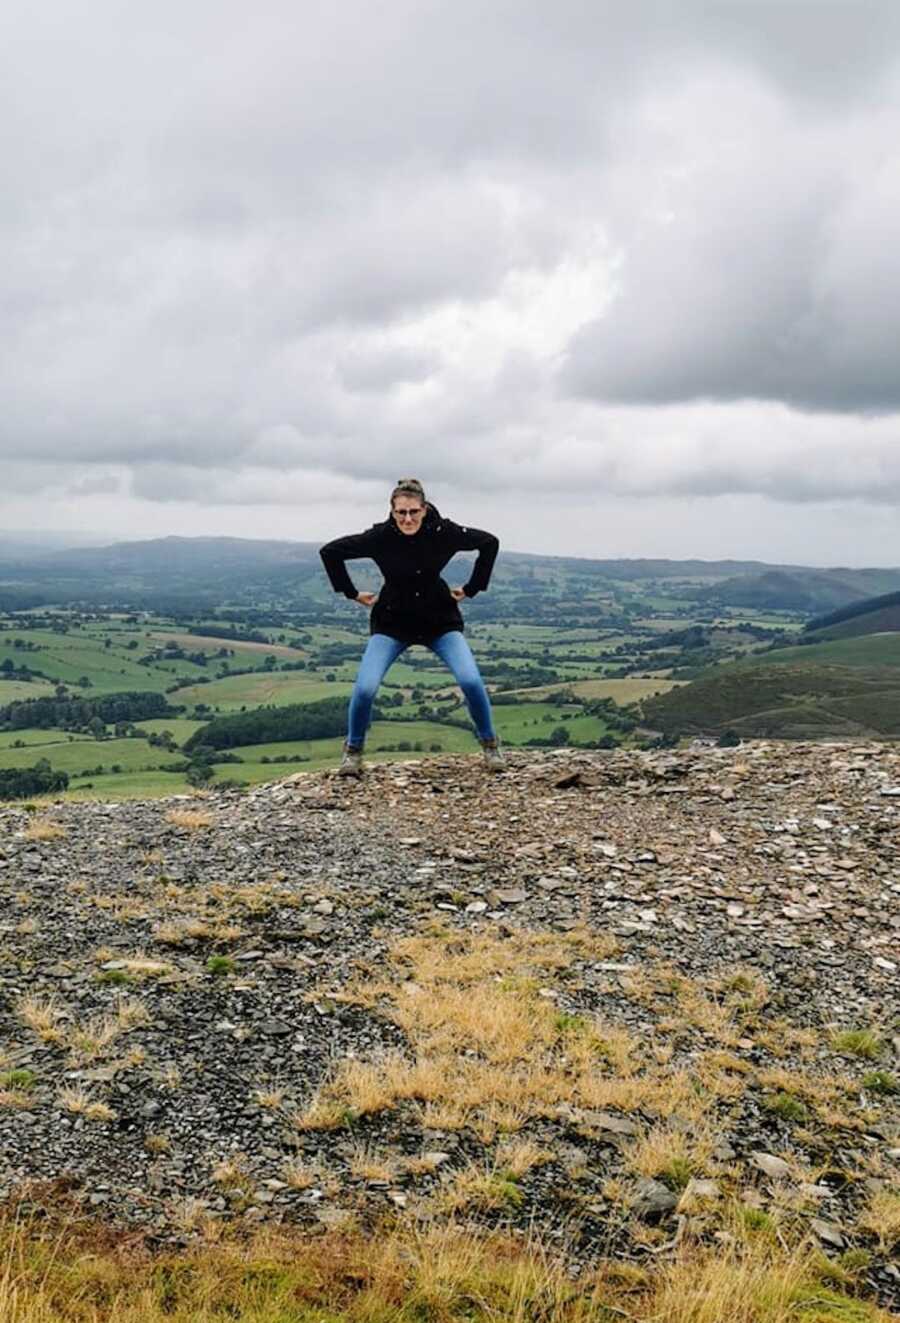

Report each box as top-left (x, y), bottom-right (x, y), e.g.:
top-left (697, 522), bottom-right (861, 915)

top-left (394, 508), bottom-right (425, 518)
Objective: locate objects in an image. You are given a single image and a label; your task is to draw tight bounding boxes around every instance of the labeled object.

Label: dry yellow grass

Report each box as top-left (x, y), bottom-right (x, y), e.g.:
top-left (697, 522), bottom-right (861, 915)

top-left (118, 956), bottom-right (172, 978)
top-left (210, 1156), bottom-right (248, 1188)
top-left (156, 1062), bottom-right (182, 1091)
top-left (307, 928), bottom-right (774, 1145)
top-left (349, 1146), bottom-right (397, 1183)
top-left (153, 917), bottom-right (245, 945)
top-left (88, 896), bottom-right (152, 921)
top-left (21, 820), bottom-right (67, 842)
top-left (57, 1087), bottom-right (116, 1122)
top-left (0, 1210), bottom-right (893, 1322)
top-left (253, 1085), bottom-right (286, 1110)
top-left (753, 1065), bottom-right (867, 1134)
top-left (495, 1138), bottom-right (551, 1178)
top-left (0, 1089), bottom-right (33, 1110)
top-left (623, 1122), bottom-right (717, 1189)
top-left (403, 1154), bottom-right (447, 1177)
top-left (16, 995), bottom-right (65, 1044)
top-left (282, 1158), bottom-right (328, 1190)
top-left (165, 807), bottom-right (214, 829)
top-left (430, 1162), bottom-right (526, 1216)
top-left (392, 925), bottom-right (618, 986)
top-left (65, 996), bottom-right (149, 1066)
top-left (859, 1190), bottom-right (900, 1252)
top-left (694, 1050), bottom-right (751, 1101)
top-left (754, 1019), bottom-right (819, 1059)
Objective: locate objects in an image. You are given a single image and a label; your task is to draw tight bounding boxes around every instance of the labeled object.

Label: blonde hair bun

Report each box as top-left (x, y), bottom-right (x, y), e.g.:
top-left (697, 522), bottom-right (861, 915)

top-left (391, 478), bottom-right (427, 504)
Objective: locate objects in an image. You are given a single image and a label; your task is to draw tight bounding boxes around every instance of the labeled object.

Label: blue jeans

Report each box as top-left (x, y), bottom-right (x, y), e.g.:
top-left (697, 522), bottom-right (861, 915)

top-left (346, 631), bottom-right (496, 748)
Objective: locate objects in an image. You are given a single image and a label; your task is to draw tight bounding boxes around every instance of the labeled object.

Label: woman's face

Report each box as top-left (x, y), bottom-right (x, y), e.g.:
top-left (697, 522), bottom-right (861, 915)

top-left (392, 498), bottom-right (426, 535)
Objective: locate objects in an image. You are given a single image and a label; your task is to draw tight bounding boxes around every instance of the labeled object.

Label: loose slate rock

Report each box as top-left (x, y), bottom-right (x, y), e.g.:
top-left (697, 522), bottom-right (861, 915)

top-left (631, 1178), bottom-right (678, 1222)
top-left (582, 1111), bottom-right (640, 1137)
top-left (258, 1019), bottom-right (293, 1038)
top-left (811, 1219), bottom-right (845, 1249)
top-left (752, 1152), bottom-right (791, 1181)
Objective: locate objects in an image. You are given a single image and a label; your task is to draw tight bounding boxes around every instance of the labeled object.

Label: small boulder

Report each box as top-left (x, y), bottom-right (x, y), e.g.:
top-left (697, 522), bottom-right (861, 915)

top-left (752, 1152), bottom-right (791, 1181)
top-left (631, 1178), bottom-right (678, 1222)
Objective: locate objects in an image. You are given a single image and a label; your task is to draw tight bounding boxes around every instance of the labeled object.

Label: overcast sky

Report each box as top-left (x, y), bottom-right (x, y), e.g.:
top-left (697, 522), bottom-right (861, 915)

top-left (3, 0), bottom-right (900, 564)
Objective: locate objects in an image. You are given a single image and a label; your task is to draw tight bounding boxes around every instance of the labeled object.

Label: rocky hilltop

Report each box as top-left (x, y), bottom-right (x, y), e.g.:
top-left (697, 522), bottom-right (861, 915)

top-left (1, 745), bottom-right (898, 1307)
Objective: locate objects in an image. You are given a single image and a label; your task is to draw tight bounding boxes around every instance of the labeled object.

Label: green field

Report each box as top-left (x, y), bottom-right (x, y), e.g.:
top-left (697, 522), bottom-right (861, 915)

top-left (758, 633), bottom-right (900, 668)
top-left (0, 678), bottom-right (54, 703)
top-left (506, 677), bottom-right (683, 702)
top-left (0, 628), bottom-right (210, 694)
top-left (0, 726), bottom-right (92, 749)
top-left (0, 734), bottom-right (180, 776)
top-left (57, 722), bottom-right (489, 798)
top-left (148, 630), bottom-right (307, 660)
top-left (491, 703), bottom-right (610, 744)
top-left (170, 672), bottom-right (353, 710)
top-left (64, 769), bottom-right (200, 800)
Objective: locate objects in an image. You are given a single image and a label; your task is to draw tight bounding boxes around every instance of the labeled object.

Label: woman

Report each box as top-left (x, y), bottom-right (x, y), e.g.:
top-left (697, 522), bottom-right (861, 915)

top-left (319, 478), bottom-right (504, 775)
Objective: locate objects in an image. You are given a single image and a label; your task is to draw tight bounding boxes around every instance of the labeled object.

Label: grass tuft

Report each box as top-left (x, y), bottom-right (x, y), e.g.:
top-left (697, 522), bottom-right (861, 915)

top-left (22, 819), bottom-right (67, 841)
top-left (861, 1070), bottom-right (897, 1096)
top-left (166, 807), bottom-right (213, 829)
top-left (206, 954), bottom-right (237, 976)
top-left (0, 1068), bottom-right (37, 1091)
top-left (859, 1190), bottom-right (900, 1252)
top-left (830, 1028), bottom-right (882, 1060)
top-left (762, 1091), bottom-right (809, 1123)
top-left (17, 994), bottom-right (65, 1044)
top-left (57, 1087), bottom-right (117, 1121)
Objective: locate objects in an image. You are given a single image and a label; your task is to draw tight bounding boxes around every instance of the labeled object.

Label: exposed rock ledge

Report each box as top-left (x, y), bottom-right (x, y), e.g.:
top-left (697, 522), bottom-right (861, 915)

top-left (0, 745), bottom-right (897, 1303)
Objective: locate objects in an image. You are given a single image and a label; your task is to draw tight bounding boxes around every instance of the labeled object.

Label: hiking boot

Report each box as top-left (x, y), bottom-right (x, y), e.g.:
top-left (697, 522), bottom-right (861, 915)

top-left (481, 738), bottom-right (506, 772)
top-left (337, 744), bottom-right (363, 777)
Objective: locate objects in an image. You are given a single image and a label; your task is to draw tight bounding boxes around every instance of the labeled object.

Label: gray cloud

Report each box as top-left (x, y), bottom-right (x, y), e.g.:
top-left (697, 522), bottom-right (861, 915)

top-left (337, 344), bottom-right (437, 392)
top-left (562, 62), bottom-right (900, 412)
top-left (3, 1), bottom-right (900, 558)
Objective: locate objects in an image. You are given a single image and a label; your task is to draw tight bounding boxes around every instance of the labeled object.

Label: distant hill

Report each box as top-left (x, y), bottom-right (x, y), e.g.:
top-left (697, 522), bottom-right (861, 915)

top-left (3, 535), bottom-right (900, 624)
top-left (803, 588), bottom-right (900, 641)
top-left (642, 661), bottom-right (900, 739)
top-left (0, 536), bottom-right (327, 612)
top-left (754, 633), bottom-right (900, 669)
top-left (0, 539), bottom-right (784, 585)
top-left (29, 535), bottom-right (322, 575)
top-left (0, 539), bottom-right (788, 616)
top-left (692, 567), bottom-right (900, 613)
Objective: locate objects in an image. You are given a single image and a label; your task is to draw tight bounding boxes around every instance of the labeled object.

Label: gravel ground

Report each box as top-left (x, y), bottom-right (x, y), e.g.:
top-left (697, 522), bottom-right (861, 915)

top-left (0, 743), bottom-right (898, 1306)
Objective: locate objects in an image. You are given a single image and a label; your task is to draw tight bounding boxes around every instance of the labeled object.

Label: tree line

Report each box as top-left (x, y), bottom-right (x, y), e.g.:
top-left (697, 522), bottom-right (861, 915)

top-left (184, 696), bottom-right (354, 751)
top-left (0, 760), bottom-right (69, 799)
top-left (0, 691), bottom-right (175, 731)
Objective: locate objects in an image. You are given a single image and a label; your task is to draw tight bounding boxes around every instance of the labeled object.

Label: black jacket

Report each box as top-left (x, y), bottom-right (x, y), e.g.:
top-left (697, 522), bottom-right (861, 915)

top-left (319, 505), bottom-right (499, 645)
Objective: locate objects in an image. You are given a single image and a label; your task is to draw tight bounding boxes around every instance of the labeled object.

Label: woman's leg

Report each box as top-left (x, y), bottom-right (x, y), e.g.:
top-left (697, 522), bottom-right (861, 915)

top-left (429, 631), bottom-right (496, 743)
top-left (346, 634), bottom-right (406, 748)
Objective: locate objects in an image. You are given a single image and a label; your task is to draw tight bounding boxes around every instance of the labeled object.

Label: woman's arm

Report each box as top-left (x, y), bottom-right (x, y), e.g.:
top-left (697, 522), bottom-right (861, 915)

top-left (319, 529), bottom-right (379, 600)
top-left (445, 521), bottom-right (500, 597)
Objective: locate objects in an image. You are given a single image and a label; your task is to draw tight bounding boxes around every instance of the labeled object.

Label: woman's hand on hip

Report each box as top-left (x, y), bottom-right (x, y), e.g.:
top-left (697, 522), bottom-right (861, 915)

top-left (356, 592), bottom-right (378, 608)
top-left (450, 587), bottom-right (466, 602)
